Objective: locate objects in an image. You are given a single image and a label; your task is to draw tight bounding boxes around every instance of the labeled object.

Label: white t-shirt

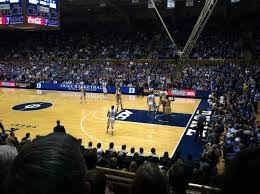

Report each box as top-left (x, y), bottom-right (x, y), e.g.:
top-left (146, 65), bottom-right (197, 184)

top-left (108, 109), bottom-right (116, 120)
top-left (102, 82), bottom-right (107, 89)
top-left (147, 94), bottom-right (155, 105)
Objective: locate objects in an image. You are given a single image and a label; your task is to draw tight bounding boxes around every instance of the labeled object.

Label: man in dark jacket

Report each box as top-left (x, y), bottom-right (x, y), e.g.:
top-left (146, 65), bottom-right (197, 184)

top-left (194, 110), bottom-right (206, 143)
top-left (53, 120), bottom-right (66, 133)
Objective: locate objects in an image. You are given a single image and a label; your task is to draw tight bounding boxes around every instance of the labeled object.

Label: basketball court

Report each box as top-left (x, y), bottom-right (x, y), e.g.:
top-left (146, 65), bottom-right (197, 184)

top-left (0, 88), bottom-right (201, 156)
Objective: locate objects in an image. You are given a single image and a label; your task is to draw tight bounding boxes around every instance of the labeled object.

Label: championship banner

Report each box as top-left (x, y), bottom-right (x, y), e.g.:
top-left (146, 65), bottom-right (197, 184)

top-left (148, 0), bottom-right (155, 8)
top-left (168, 89), bottom-right (196, 97)
top-left (0, 81), bottom-right (16, 87)
top-left (186, 0), bottom-right (194, 6)
top-left (167, 0), bottom-right (175, 8)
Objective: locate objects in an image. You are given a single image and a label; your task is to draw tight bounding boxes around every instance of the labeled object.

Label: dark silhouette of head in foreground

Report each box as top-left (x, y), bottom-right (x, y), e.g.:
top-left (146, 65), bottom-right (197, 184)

top-left (220, 147), bottom-right (260, 194)
top-left (132, 162), bottom-right (169, 194)
top-left (0, 145), bottom-right (18, 185)
top-left (3, 133), bottom-right (90, 194)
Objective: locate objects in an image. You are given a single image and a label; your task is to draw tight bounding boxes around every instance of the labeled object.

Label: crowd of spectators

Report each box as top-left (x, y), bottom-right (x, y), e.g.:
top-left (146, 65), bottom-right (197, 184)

top-left (1, 61), bottom-right (260, 93)
top-left (0, 23), bottom-right (243, 61)
top-left (1, 130), bottom-right (260, 194)
top-left (0, 131), bottom-right (197, 194)
top-left (196, 62), bottom-right (260, 184)
top-left (0, 60), bottom-right (173, 88)
top-left (190, 30), bottom-right (243, 59)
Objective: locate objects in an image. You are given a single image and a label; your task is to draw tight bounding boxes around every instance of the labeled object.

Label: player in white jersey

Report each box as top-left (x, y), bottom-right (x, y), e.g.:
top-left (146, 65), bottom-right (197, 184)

top-left (147, 91), bottom-right (156, 114)
top-left (107, 105), bottom-right (117, 136)
top-left (102, 80), bottom-right (108, 99)
top-left (80, 85), bottom-right (86, 104)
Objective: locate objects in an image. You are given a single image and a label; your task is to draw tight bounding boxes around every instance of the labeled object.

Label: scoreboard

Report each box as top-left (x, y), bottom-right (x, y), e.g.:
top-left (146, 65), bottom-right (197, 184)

top-left (0, 0), bottom-right (59, 29)
top-left (0, 0), bottom-right (23, 25)
top-left (27, 0), bottom-right (59, 27)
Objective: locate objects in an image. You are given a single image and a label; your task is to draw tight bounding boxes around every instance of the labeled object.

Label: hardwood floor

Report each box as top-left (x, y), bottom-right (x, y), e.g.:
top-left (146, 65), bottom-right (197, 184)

top-left (0, 88), bottom-right (200, 156)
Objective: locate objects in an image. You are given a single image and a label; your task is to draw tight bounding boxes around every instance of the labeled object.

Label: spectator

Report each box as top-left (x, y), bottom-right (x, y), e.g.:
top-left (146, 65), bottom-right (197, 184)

top-left (6, 132), bottom-right (18, 146)
top-left (53, 120), bottom-right (66, 133)
top-left (86, 170), bottom-right (107, 194)
top-left (149, 148), bottom-right (157, 157)
top-left (184, 153), bottom-right (193, 169)
top-left (108, 142), bottom-right (115, 153)
top-left (220, 148), bottom-right (260, 194)
top-left (20, 133), bottom-right (31, 145)
top-left (96, 143), bottom-right (103, 162)
top-left (129, 161), bottom-right (138, 173)
top-left (105, 182), bottom-right (114, 194)
top-left (168, 163), bottom-right (190, 194)
top-left (132, 162), bottom-right (169, 194)
top-left (127, 147), bottom-right (135, 157)
top-left (118, 144), bottom-right (127, 156)
top-left (78, 138), bottom-right (85, 153)
top-left (108, 157), bottom-right (118, 170)
top-left (160, 152), bottom-right (172, 170)
top-left (0, 145), bottom-right (18, 185)
top-left (86, 142), bottom-right (93, 150)
top-left (84, 149), bottom-right (97, 170)
top-left (139, 147), bottom-right (144, 156)
top-left (3, 133), bottom-right (91, 194)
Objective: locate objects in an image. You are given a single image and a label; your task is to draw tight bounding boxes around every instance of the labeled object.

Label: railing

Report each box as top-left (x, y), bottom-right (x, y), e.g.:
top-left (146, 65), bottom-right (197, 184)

top-left (97, 166), bottom-right (221, 194)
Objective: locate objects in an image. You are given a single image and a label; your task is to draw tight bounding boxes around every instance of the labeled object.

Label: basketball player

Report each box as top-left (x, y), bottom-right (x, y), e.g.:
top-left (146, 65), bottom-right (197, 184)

top-left (80, 85), bottom-right (86, 104)
top-left (164, 95), bottom-right (175, 120)
top-left (36, 90), bottom-right (45, 95)
top-left (147, 91), bottom-right (156, 114)
top-left (107, 105), bottom-right (117, 136)
top-left (115, 82), bottom-right (120, 92)
top-left (116, 87), bottom-right (123, 111)
top-left (157, 89), bottom-right (168, 112)
top-left (102, 80), bottom-right (108, 99)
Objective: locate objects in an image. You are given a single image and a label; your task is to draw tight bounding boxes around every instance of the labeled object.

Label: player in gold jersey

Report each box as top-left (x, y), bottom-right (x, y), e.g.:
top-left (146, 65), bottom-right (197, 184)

top-left (116, 85), bottom-right (123, 111)
top-left (157, 89), bottom-right (168, 112)
top-left (164, 95), bottom-right (175, 120)
top-left (80, 85), bottom-right (86, 104)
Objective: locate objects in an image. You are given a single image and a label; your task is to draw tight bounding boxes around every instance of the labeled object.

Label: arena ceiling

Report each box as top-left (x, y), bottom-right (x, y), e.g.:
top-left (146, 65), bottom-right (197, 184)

top-left (61, 0), bottom-right (260, 23)
top-left (62, 0), bottom-right (260, 10)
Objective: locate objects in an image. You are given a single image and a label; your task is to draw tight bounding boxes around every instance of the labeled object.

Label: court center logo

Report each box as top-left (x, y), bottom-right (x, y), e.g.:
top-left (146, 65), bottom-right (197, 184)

top-left (12, 102), bottom-right (53, 111)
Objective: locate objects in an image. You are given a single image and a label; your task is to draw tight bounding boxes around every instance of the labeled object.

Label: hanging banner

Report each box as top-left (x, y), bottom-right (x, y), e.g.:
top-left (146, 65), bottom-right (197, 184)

top-left (167, 0), bottom-right (175, 8)
top-left (132, 0), bottom-right (139, 3)
top-left (148, 0), bottom-right (155, 8)
top-left (186, 0), bottom-right (194, 6)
